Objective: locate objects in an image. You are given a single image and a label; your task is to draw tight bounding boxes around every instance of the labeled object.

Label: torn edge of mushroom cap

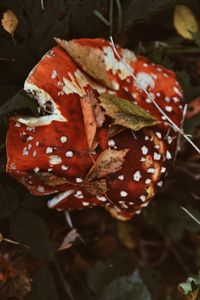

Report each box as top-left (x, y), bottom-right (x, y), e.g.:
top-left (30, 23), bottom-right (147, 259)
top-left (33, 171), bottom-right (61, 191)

top-left (23, 81), bottom-right (66, 126)
top-left (106, 206), bottom-right (134, 221)
top-left (48, 190), bottom-right (75, 208)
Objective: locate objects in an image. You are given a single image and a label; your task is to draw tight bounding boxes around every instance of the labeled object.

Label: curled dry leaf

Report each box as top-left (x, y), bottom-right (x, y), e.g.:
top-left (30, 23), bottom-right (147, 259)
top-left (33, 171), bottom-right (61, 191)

top-left (81, 93), bottom-right (105, 150)
top-left (86, 148), bottom-right (129, 181)
top-left (58, 229), bottom-right (79, 251)
top-left (85, 179), bottom-right (108, 196)
top-left (1, 10), bottom-right (18, 35)
top-left (174, 5), bottom-right (198, 40)
top-left (99, 94), bottom-right (158, 131)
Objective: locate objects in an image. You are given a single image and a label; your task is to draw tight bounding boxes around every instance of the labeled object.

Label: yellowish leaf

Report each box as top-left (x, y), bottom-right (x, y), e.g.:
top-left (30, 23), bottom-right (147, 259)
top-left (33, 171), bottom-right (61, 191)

top-left (99, 94), bottom-right (158, 131)
top-left (174, 5), bottom-right (198, 40)
top-left (1, 10), bottom-right (18, 35)
top-left (86, 148), bottom-right (129, 181)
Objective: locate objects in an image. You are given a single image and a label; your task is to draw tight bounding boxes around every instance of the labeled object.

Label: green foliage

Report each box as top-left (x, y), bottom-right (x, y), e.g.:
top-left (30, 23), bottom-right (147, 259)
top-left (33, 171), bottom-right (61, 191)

top-left (100, 270), bottom-right (151, 300)
top-left (123, 0), bottom-right (176, 30)
top-left (0, 184), bottom-right (19, 219)
top-left (10, 209), bottom-right (55, 258)
top-left (26, 268), bottom-right (58, 300)
top-left (88, 254), bottom-right (151, 300)
top-left (88, 252), bottom-right (134, 295)
top-left (0, 90), bottom-right (39, 118)
top-left (180, 274), bottom-right (200, 295)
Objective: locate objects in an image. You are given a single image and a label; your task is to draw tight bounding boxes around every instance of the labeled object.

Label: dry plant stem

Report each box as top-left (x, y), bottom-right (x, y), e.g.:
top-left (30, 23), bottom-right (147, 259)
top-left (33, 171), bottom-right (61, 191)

top-left (181, 206), bottom-right (200, 226)
top-left (169, 243), bottom-right (189, 273)
top-left (41, 0), bottom-right (45, 10)
top-left (109, 0), bottom-right (114, 35)
top-left (64, 266), bottom-right (94, 300)
top-left (110, 36), bottom-right (200, 154)
top-left (54, 258), bottom-right (76, 300)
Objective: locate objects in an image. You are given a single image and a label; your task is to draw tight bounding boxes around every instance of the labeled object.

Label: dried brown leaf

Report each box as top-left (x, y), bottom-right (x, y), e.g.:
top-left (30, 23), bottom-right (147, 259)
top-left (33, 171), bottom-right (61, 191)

top-left (58, 229), bottom-right (79, 251)
top-left (87, 148), bottom-right (129, 181)
top-left (85, 179), bottom-right (108, 196)
top-left (81, 93), bottom-right (105, 150)
top-left (1, 10), bottom-right (18, 35)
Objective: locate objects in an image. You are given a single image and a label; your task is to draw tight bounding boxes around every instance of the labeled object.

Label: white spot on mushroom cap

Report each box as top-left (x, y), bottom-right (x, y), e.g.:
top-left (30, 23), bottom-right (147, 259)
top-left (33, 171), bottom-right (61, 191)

top-left (147, 168), bottom-right (155, 174)
top-left (96, 195), bottom-right (107, 202)
top-left (37, 186), bottom-right (45, 193)
top-left (157, 181), bottom-right (163, 187)
top-left (140, 195), bottom-right (146, 202)
top-left (118, 175), bottom-right (124, 181)
top-left (133, 171), bottom-right (142, 181)
top-left (108, 139), bottom-right (116, 147)
top-left (34, 167), bottom-right (40, 173)
top-left (161, 167), bottom-right (166, 173)
top-left (165, 106), bottom-right (173, 112)
top-left (135, 72), bottom-right (155, 90)
top-left (120, 191), bottom-right (128, 197)
top-left (76, 177), bottom-right (83, 183)
top-left (51, 70), bottom-right (57, 79)
top-left (145, 178), bottom-right (151, 184)
top-left (82, 201), bottom-right (89, 206)
top-left (74, 190), bottom-right (84, 199)
top-left (155, 132), bottom-right (162, 139)
top-left (61, 165), bottom-right (69, 171)
top-left (27, 136), bottom-right (34, 141)
top-left (141, 146), bottom-right (148, 155)
top-left (60, 136), bottom-right (68, 143)
top-left (65, 151), bottom-right (73, 158)
top-left (153, 152), bottom-right (161, 160)
top-left (166, 150), bottom-right (172, 160)
top-left (23, 147), bottom-right (29, 156)
top-left (49, 155), bottom-right (62, 165)
top-left (46, 147), bottom-right (53, 154)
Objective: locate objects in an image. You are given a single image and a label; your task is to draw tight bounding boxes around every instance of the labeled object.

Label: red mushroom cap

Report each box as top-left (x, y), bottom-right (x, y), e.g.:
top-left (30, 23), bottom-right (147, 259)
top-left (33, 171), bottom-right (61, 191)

top-left (6, 38), bottom-right (183, 220)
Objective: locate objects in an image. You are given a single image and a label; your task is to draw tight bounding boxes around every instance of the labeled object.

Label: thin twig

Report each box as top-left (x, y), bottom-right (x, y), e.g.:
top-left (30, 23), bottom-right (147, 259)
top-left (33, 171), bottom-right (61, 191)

top-left (181, 206), bottom-right (200, 226)
top-left (41, 0), bottom-right (45, 10)
top-left (109, 0), bottom-right (114, 35)
top-left (109, 36), bottom-right (200, 154)
top-left (54, 258), bottom-right (76, 300)
top-left (93, 10), bottom-right (110, 26)
top-left (115, 0), bottom-right (122, 34)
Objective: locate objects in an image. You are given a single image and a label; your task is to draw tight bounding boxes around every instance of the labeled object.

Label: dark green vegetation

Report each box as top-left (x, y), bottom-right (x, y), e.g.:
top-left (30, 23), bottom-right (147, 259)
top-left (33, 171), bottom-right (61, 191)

top-left (0, 0), bottom-right (200, 299)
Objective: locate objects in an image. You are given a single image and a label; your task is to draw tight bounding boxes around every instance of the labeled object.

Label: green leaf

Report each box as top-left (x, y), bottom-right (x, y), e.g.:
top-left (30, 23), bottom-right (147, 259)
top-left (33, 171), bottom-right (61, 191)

top-left (10, 209), bottom-right (55, 258)
top-left (123, 0), bottom-right (176, 31)
top-left (99, 94), bottom-right (158, 131)
top-left (26, 268), bottom-right (58, 300)
top-left (179, 273), bottom-right (200, 295)
top-left (0, 90), bottom-right (39, 118)
top-left (100, 270), bottom-right (151, 300)
top-left (88, 251), bottom-right (134, 295)
top-left (0, 184), bottom-right (19, 219)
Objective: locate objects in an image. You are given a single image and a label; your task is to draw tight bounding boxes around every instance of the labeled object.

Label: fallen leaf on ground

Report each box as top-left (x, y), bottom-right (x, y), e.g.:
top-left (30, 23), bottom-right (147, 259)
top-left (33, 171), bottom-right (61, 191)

top-left (58, 229), bottom-right (79, 251)
top-left (174, 5), bottom-right (198, 40)
top-left (1, 10), bottom-right (18, 35)
top-left (99, 94), bottom-right (158, 131)
top-left (86, 148), bottom-right (129, 181)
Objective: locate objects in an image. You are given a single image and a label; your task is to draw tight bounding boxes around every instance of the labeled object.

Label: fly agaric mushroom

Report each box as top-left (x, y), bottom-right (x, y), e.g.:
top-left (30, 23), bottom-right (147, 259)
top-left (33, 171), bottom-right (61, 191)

top-left (6, 38), bottom-right (183, 220)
